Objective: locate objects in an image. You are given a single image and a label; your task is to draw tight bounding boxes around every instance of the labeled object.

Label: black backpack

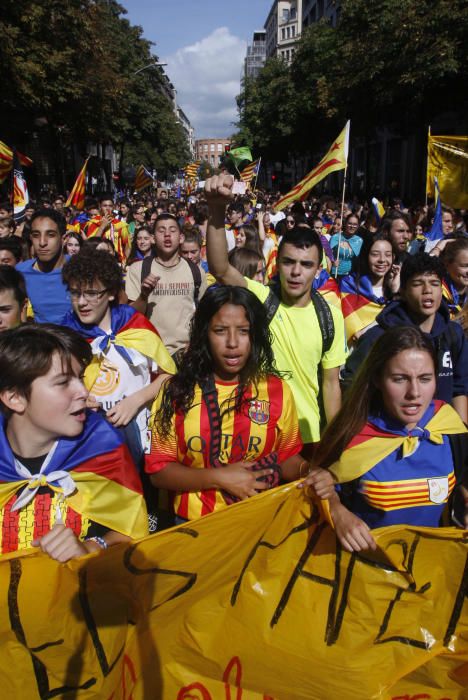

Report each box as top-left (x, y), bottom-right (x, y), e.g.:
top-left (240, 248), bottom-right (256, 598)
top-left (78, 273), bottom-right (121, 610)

top-left (140, 255), bottom-right (202, 306)
top-left (263, 286), bottom-right (335, 354)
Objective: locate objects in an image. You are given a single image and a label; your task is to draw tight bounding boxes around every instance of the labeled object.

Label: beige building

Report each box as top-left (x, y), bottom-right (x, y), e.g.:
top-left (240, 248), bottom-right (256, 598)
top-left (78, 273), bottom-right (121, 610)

top-left (195, 138), bottom-right (232, 169)
top-left (265, 0), bottom-right (303, 65)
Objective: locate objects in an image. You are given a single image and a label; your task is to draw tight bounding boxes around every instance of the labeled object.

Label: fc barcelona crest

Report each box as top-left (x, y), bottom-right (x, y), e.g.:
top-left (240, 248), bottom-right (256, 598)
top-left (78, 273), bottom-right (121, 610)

top-left (248, 399), bottom-right (270, 425)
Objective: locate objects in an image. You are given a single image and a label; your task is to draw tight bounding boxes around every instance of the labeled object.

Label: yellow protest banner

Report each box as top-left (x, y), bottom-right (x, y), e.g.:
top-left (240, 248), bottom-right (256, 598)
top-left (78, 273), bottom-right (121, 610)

top-left (426, 134), bottom-right (468, 208)
top-left (0, 483), bottom-right (467, 699)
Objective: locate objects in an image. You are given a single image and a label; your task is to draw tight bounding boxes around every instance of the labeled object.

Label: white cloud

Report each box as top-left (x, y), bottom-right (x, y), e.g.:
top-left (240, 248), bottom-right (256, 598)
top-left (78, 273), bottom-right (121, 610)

top-left (163, 27), bottom-right (246, 139)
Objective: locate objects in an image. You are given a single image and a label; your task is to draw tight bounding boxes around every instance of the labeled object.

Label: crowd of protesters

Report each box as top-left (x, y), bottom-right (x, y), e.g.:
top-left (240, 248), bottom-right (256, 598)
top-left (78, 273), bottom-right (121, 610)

top-left (0, 172), bottom-right (466, 561)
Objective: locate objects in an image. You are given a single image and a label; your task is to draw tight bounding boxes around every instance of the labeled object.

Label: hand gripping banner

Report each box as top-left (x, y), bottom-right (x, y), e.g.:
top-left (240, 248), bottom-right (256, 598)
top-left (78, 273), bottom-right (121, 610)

top-left (0, 483), bottom-right (466, 699)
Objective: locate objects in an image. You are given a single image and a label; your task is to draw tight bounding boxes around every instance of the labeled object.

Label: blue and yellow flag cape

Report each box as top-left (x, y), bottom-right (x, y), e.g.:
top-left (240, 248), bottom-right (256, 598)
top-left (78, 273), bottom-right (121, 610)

top-left (62, 304), bottom-right (176, 388)
top-left (329, 401), bottom-right (467, 484)
top-left (0, 411), bottom-right (148, 539)
top-left (339, 274), bottom-right (386, 341)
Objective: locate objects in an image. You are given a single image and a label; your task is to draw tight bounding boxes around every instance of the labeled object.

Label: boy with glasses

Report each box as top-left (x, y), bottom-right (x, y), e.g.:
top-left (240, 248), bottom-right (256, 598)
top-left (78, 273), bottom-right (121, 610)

top-left (61, 249), bottom-right (175, 463)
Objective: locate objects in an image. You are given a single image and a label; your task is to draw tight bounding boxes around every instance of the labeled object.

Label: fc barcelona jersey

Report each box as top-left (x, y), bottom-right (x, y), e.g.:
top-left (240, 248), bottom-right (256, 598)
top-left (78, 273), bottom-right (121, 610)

top-left (146, 375), bottom-right (302, 520)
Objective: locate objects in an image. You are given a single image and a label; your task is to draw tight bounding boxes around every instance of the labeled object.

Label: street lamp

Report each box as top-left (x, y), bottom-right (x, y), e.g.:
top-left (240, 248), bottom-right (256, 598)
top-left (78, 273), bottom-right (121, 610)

top-left (133, 61), bottom-right (167, 75)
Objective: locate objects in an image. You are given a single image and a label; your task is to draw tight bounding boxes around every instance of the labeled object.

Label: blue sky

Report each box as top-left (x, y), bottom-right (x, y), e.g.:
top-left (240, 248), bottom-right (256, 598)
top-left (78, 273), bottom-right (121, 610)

top-left (120, 0), bottom-right (272, 138)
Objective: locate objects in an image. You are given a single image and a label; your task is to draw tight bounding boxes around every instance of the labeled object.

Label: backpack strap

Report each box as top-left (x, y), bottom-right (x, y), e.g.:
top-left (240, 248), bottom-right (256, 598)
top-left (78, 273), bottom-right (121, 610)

top-left (140, 255), bottom-right (202, 306)
top-left (140, 254), bottom-right (155, 284)
top-left (310, 289), bottom-right (335, 354)
top-left (264, 285), bottom-right (335, 355)
top-left (264, 287), bottom-right (281, 323)
top-left (185, 258), bottom-right (202, 306)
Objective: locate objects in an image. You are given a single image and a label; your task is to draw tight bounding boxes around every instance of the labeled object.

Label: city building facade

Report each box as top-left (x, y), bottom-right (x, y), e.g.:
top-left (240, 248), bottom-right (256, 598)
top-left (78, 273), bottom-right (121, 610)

top-left (264, 0), bottom-right (303, 65)
top-left (245, 30), bottom-right (267, 78)
top-left (177, 107), bottom-right (195, 158)
top-left (302, 0), bottom-right (341, 28)
top-left (195, 138), bottom-right (232, 169)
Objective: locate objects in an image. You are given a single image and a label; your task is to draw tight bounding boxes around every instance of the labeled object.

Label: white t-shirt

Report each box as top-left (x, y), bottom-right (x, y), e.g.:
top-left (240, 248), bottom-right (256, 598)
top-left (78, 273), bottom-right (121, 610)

top-left (88, 341), bottom-right (156, 453)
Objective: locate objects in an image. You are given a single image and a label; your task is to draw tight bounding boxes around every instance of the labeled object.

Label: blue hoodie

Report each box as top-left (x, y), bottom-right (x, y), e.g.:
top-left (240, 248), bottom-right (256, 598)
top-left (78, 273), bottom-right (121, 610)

top-left (341, 299), bottom-right (468, 403)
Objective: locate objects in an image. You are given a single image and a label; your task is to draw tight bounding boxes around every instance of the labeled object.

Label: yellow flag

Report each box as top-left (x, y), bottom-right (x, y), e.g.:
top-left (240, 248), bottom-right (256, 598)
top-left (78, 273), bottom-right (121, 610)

top-left (426, 134), bottom-right (468, 208)
top-left (275, 121), bottom-right (350, 211)
top-left (0, 483), bottom-right (466, 699)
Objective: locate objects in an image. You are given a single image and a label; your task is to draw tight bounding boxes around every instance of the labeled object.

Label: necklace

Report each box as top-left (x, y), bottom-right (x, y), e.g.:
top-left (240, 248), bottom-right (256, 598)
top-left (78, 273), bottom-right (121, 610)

top-left (154, 255), bottom-right (180, 269)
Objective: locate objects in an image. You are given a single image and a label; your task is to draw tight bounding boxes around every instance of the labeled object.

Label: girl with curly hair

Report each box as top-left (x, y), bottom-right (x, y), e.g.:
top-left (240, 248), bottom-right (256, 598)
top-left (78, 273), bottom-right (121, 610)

top-left (146, 285), bottom-right (304, 522)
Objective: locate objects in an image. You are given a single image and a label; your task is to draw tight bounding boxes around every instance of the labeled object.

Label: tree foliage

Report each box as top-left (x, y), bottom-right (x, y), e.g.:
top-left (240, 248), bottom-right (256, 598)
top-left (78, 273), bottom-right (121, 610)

top-left (0, 0), bottom-right (189, 179)
top-left (235, 0), bottom-right (468, 160)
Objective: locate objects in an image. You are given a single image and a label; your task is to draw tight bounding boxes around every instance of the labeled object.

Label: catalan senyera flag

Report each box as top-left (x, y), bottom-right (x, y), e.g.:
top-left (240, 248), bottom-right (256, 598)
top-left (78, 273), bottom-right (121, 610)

top-left (426, 176), bottom-right (443, 242)
top-left (134, 164), bottom-right (154, 192)
top-left (239, 158), bottom-right (261, 183)
top-left (65, 157), bottom-right (89, 210)
top-left (426, 133), bottom-right (468, 208)
top-left (275, 122), bottom-right (350, 211)
top-left (61, 304), bottom-right (176, 389)
top-left (0, 410), bottom-right (148, 554)
top-left (339, 274), bottom-right (385, 342)
top-left (12, 151), bottom-right (29, 224)
top-left (1, 482), bottom-right (467, 698)
top-left (371, 196), bottom-right (385, 222)
top-left (0, 140), bottom-right (32, 185)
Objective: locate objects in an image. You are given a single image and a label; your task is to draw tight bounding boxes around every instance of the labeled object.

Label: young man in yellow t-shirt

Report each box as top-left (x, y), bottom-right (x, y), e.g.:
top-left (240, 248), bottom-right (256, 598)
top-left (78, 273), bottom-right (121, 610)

top-left (204, 174), bottom-right (347, 447)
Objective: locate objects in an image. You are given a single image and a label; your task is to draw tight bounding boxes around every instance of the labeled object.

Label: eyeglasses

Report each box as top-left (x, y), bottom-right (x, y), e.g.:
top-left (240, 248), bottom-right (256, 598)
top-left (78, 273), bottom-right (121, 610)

top-left (68, 288), bottom-right (109, 303)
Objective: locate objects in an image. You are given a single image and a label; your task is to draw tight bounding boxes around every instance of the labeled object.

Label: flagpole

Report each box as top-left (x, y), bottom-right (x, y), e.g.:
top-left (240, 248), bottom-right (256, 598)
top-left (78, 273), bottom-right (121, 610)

top-left (425, 125), bottom-right (431, 208)
top-left (334, 161), bottom-right (349, 279)
top-left (253, 157), bottom-right (262, 192)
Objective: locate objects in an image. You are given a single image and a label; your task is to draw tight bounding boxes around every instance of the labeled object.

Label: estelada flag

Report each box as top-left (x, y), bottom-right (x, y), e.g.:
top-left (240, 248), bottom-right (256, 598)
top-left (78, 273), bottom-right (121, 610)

top-left (426, 133), bottom-right (468, 208)
top-left (275, 121), bottom-right (350, 211)
top-left (65, 157), bottom-right (89, 209)
top-left (314, 270), bottom-right (341, 309)
top-left (339, 274), bottom-right (385, 342)
top-left (61, 304), bottom-right (176, 388)
top-left (371, 196), bottom-right (385, 222)
top-left (240, 158), bottom-right (260, 183)
top-left (0, 140), bottom-right (32, 184)
top-left (134, 164), bottom-right (154, 193)
top-left (0, 410), bottom-right (148, 551)
top-left (12, 151), bottom-right (29, 224)
top-left (329, 400), bottom-right (466, 484)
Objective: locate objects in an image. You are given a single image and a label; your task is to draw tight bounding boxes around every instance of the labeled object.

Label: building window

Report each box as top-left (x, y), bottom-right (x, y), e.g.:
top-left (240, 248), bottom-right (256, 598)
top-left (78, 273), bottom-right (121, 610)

top-left (291, 25), bottom-right (295, 37)
top-left (204, 144), bottom-right (208, 152)
top-left (210, 143), bottom-right (215, 152)
top-left (210, 155), bottom-right (215, 165)
top-left (286, 26), bottom-right (290, 38)
top-left (282, 9), bottom-right (289, 21)
top-left (217, 143), bottom-right (223, 153)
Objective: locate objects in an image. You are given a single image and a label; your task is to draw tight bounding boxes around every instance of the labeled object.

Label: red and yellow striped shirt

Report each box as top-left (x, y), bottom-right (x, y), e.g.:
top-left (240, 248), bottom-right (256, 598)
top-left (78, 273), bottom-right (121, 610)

top-left (146, 376), bottom-right (302, 520)
top-left (85, 217), bottom-right (130, 263)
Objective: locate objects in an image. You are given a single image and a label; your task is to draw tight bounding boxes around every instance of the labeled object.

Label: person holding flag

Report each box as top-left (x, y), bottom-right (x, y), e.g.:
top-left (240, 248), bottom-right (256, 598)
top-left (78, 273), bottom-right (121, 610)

top-left (84, 193), bottom-right (130, 263)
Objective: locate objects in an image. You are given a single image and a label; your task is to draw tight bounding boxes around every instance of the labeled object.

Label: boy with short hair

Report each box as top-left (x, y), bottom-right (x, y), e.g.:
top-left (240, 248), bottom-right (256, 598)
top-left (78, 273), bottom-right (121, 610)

top-left (62, 249), bottom-right (175, 459)
top-left (0, 324), bottom-right (148, 560)
top-left (0, 216), bottom-right (15, 238)
top-left (342, 253), bottom-right (468, 421)
top-left (0, 266), bottom-right (27, 331)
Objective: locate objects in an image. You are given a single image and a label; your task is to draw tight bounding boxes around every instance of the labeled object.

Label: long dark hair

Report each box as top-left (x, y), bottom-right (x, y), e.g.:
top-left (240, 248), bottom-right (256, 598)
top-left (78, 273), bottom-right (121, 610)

top-left (351, 233), bottom-right (396, 297)
top-left (155, 285), bottom-right (281, 438)
top-left (313, 326), bottom-right (436, 470)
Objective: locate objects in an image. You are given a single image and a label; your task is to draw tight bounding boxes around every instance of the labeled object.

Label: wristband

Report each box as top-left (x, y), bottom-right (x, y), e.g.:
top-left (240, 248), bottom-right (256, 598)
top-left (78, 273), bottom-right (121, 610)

top-left (87, 536), bottom-right (108, 550)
